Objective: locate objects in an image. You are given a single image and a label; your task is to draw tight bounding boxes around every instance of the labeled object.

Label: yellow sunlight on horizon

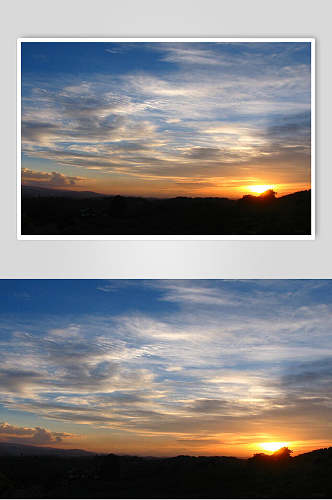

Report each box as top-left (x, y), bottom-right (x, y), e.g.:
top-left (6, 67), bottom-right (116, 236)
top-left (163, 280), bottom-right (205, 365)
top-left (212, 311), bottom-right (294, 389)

top-left (260, 442), bottom-right (289, 453)
top-left (247, 184), bottom-right (276, 194)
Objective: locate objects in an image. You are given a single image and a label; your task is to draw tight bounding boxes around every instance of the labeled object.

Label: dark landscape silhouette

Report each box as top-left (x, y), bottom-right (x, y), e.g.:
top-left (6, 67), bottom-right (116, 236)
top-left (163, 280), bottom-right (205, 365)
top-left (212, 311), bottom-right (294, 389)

top-left (21, 187), bottom-right (311, 236)
top-left (0, 442), bottom-right (331, 498)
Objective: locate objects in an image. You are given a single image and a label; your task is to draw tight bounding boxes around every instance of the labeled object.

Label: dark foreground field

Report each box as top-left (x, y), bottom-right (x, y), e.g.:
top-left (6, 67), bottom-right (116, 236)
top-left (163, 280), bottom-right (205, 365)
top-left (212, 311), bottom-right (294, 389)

top-left (1, 444), bottom-right (332, 498)
top-left (21, 187), bottom-right (311, 236)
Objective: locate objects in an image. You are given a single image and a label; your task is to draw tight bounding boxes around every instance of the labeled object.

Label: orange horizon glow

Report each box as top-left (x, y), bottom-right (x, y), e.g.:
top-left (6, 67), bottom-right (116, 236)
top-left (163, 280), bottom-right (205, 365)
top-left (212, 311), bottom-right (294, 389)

top-left (22, 180), bottom-right (310, 200)
top-left (29, 439), bottom-right (326, 459)
top-left (246, 184), bottom-right (276, 195)
top-left (5, 431), bottom-right (331, 459)
top-left (259, 441), bottom-right (290, 453)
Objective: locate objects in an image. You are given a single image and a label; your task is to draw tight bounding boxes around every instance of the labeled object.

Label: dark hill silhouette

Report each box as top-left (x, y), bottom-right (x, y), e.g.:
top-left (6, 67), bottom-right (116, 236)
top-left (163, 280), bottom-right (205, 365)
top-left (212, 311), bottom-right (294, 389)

top-left (0, 444), bottom-right (332, 498)
top-left (21, 188), bottom-right (311, 236)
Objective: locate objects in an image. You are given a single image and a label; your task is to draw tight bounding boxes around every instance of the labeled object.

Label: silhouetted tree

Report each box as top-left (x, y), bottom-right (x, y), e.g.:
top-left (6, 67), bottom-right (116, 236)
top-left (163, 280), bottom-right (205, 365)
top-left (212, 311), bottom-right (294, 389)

top-left (271, 446), bottom-right (293, 460)
top-left (259, 189), bottom-right (277, 200)
top-left (249, 447), bottom-right (293, 464)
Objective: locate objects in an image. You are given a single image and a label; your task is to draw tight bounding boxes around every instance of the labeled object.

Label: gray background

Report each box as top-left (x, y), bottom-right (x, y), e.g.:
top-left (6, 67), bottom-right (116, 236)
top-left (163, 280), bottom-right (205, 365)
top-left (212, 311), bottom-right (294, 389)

top-left (1, 0), bottom-right (330, 278)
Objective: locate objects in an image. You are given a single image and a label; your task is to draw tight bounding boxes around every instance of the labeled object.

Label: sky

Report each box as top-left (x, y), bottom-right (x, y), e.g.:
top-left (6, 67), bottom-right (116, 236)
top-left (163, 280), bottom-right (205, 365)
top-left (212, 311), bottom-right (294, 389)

top-left (0, 279), bottom-right (332, 457)
top-left (21, 41), bottom-right (312, 198)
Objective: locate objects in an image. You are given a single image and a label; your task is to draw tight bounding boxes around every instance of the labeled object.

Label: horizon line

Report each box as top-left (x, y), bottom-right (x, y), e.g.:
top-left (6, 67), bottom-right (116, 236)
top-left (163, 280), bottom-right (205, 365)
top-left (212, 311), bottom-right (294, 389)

top-left (21, 184), bottom-right (311, 200)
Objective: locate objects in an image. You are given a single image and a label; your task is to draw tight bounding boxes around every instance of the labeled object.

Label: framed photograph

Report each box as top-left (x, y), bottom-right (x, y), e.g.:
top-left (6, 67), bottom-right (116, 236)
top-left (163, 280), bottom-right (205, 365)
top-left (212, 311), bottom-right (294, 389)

top-left (1, 279), bottom-right (332, 499)
top-left (17, 38), bottom-right (315, 240)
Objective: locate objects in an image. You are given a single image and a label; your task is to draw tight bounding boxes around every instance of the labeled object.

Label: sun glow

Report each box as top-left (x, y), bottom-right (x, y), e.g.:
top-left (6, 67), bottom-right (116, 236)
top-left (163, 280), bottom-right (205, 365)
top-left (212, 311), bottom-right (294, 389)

top-left (246, 184), bottom-right (275, 194)
top-left (260, 442), bottom-right (289, 453)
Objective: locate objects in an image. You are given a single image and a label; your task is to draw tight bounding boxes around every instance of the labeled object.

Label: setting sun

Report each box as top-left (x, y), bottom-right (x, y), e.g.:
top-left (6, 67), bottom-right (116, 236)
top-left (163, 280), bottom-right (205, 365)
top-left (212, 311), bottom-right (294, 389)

top-left (248, 184), bottom-right (276, 195)
top-left (260, 442), bottom-right (289, 453)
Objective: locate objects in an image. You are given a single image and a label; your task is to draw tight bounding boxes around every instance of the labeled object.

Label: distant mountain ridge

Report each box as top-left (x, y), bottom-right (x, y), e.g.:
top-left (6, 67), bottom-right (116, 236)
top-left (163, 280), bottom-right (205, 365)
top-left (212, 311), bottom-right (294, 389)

top-left (22, 185), bottom-right (106, 199)
top-left (0, 441), bottom-right (95, 457)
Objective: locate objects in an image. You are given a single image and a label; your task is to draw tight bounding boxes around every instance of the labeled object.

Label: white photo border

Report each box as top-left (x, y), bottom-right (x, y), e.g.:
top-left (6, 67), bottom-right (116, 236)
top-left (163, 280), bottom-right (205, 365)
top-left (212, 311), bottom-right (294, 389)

top-left (17, 37), bottom-right (316, 241)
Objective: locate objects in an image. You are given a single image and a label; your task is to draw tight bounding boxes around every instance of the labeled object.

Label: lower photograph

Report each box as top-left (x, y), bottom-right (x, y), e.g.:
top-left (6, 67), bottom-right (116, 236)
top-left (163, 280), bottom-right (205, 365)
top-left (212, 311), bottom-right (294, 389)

top-left (0, 279), bottom-right (331, 498)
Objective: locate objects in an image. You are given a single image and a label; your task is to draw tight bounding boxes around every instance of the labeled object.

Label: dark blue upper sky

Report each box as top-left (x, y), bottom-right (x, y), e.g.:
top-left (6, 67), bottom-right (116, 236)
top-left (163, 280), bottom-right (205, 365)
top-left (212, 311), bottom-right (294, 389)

top-left (21, 42), bottom-right (311, 77)
top-left (0, 279), bottom-right (165, 317)
top-left (0, 278), bottom-right (329, 318)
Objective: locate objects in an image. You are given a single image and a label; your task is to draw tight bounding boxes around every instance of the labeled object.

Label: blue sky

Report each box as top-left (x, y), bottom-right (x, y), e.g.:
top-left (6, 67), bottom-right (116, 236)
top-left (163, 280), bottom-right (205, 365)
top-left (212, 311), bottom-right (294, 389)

top-left (0, 280), bottom-right (331, 457)
top-left (21, 41), bottom-right (312, 198)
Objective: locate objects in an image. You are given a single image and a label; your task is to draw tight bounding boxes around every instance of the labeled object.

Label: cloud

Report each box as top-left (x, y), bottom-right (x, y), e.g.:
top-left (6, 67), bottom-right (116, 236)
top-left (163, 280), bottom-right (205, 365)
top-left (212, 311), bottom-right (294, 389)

top-left (0, 321), bottom-right (158, 398)
top-left (263, 112), bottom-right (311, 156)
top-left (277, 357), bottom-right (332, 402)
top-left (105, 44), bottom-right (129, 55)
top-left (185, 147), bottom-right (222, 160)
top-left (150, 281), bottom-right (240, 307)
top-left (175, 438), bottom-right (221, 445)
top-left (188, 399), bottom-right (231, 414)
top-left (22, 168), bottom-right (88, 188)
top-left (21, 121), bottom-right (58, 144)
top-left (157, 45), bottom-right (224, 66)
top-left (0, 422), bottom-right (76, 445)
top-left (0, 368), bottom-right (44, 394)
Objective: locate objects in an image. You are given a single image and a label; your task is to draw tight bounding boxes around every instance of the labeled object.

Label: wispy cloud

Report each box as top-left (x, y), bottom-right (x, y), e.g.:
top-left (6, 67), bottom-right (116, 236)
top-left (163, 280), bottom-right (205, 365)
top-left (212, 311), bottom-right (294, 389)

top-left (157, 45), bottom-right (225, 66)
